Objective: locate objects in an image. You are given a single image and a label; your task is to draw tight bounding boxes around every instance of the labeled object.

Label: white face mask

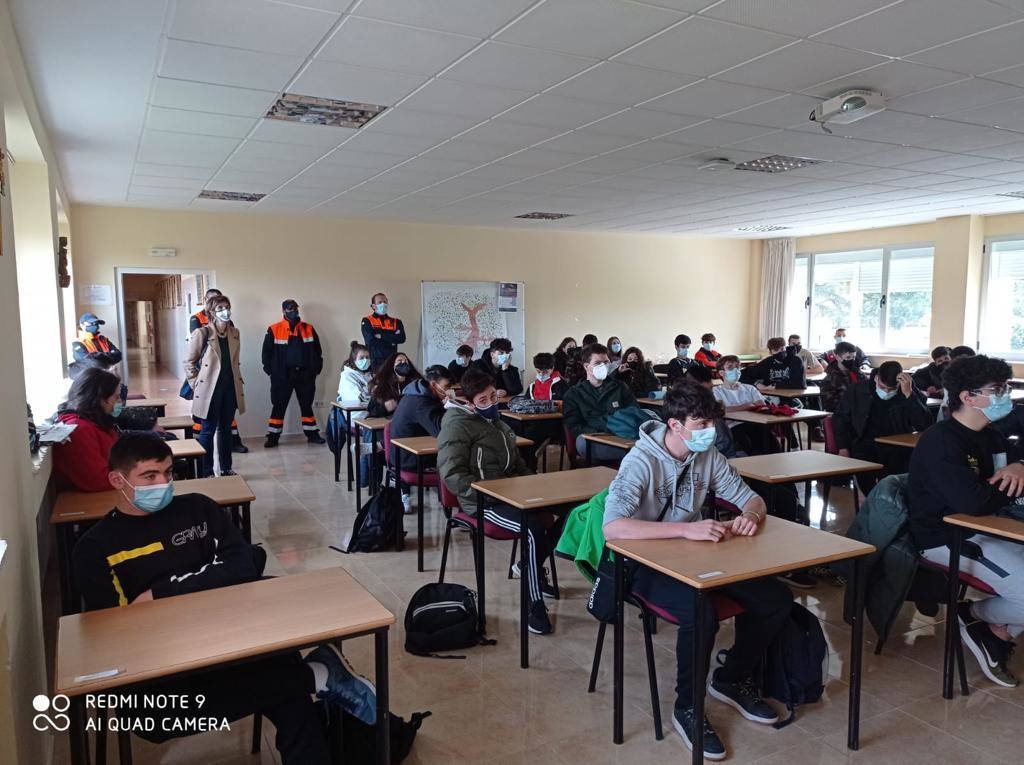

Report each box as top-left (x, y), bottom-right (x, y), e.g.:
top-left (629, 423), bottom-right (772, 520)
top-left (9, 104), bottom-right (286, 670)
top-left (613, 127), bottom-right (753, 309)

top-left (592, 363), bottom-right (609, 381)
top-left (214, 308), bottom-right (231, 322)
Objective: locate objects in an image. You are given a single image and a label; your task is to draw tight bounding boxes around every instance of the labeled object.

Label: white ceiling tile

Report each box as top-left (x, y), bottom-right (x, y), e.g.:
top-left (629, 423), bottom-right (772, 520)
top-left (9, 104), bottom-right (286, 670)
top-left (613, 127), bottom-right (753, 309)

top-left (567, 154), bottom-right (661, 175)
top-left (900, 154), bottom-right (995, 173)
top-left (815, 0), bottom-right (1020, 56)
top-left (497, 0), bottom-right (684, 58)
top-left (318, 17), bottom-right (479, 76)
top-left (805, 60), bottom-right (965, 99)
top-left (132, 162), bottom-right (213, 180)
top-left (720, 41), bottom-right (887, 91)
top-left (666, 119), bottom-right (778, 147)
top-left (206, 176), bottom-right (282, 194)
top-left (131, 175), bottom-right (206, 190)
top-left (220, 154), bottom-right (312, 175)
top-left (891, 78), bottom-right (1024, 116)
top-left (458, 119), bottom-right (567, 146)
top-left (499, 147), bottom-right (590, 170)
top-left (249, 118), bottom-right (354, 147)
top-left (159, 39), bottom-right (302, 91)
top-left (638, 0), bottom-right (711, 11)
top-left (353, 0), bottom-right (537, 37)
top-left (191, 197), bottom-right (257, 210)
top-left (128, 185), bottom-right (198, 199)
top-left (605, 139), bottom-right (700, 162)
top-left (232, 139), bottom-right (328, 163)
top-left (586, 107), bottom-right (703, 138)
top-left (395, 156), bottom-right (481, 176)
top-left (501, 95), bottom-right (622, 130)
top-left (616, 17), bottom-right (794, 77)
top-left (318, 148), bottom-right (407, 171)
top-left (725, 93), bottom-right (825, 129)
top-left (399, 80), bottom-right (532, 118)
top-left (942, 159), bottom-right (1024, 179)
top-left (138, 129), bottom-right (241, 166)
top-left (338, 129), bottom-right (444, 155)
top-left (263, 184), bottom-right (336, 202)
top-left (549, 62), bottom-right (698, 106)
top-left (421, 139), bottom-right (522, 163)
top-left (643, 79), bottom-right (785, 118)
top-left (442, 41), bottom-right (596, 91)
top-left (984, 64), bottom-right (1024, 88)
top-left (537, 130), bottom-right (639, 155)
top-left (907, 21), bottom-right (1024, 76)
top-left (702, 0), bottom-right (896, 37)
top-left (290, 61), bottom-right (427, 105)
top-left (367, 108), bottom-right (482, 139)
top-left (945, 97), bottom-right (1024, 131)
top-left (170, 0), bottom-right (338, 57)
top-left (965, 141), bottom-right (1024, 160)
top-left (145, 106), bottom-right (258, 138)
top-left (150, 78), bottom-right (277, 117)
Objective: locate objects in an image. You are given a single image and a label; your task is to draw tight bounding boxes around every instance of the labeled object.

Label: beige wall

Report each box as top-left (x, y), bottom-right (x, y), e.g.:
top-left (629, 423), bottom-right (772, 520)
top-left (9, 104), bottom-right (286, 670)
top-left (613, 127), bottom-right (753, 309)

top-left (70, 205), bottom-right (757, 435)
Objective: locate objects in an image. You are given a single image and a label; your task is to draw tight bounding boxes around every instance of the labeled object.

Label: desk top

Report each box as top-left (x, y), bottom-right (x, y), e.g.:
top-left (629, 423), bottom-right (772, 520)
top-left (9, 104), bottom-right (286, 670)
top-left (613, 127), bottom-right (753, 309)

top-left (500, 410), bottom-right (564, 421)
top-left (332, 400), bottom-right (368, 412)
top-left (55, 567), bottom-right (394, 695)
top-left (157, 415), bottom-right (193, 430)
top-left (874, 432), bottom-right (921, 448)
top-left (637, 397), bottom-right (664, 408)
top-left (582, 432), bottom-right (636, 450)
top-left (766, 386), bottom-right (821, 398)
top-left (728, 450), bottom-right (882, 483)
top-left (169, 439), bottom-right (205, 458)
top-left (607, 516), bottom-right (874, 590)
top-left (391, 435), bottom-right (533, 456)
top-left (356, 416), bottom-right (390, 431)
top-left (724, 408), bottom-right (830, 426)
top-left (51, 474), bottom-right (256, 524)
top-left (472, 466), bottom-right (616, 510)
top-left (126, 398), bottom-right (167, 409)
top-left (944, 513), bottom-right (1024, 543)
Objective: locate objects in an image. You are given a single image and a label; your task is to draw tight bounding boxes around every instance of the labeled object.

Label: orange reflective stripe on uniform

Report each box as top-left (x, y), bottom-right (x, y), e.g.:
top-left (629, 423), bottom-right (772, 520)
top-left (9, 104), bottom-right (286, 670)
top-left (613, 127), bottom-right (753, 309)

top-left (267, 416), bottom-right (285, 434)
top-left (365, 314), bottom-right (397, 332)
top-left (269, 319), bottom-right (314, 345)
top-left (301, 416), bottom-right (318, 431)
top-left (193, 311), bottom-right (209, 327)
top-left (79, 333), bottom-right (111, 354)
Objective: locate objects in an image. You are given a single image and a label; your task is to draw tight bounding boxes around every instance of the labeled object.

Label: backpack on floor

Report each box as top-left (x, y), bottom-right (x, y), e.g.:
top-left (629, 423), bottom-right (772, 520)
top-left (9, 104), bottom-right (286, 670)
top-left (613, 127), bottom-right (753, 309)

top-left (404, 583), bottom-right (495, 658)
top-left (342, 471), bottom-right (404, 552)
top-left (335, 707), bottom-right (431, 764)
top-left (325, 405), bottom-right (347, 456)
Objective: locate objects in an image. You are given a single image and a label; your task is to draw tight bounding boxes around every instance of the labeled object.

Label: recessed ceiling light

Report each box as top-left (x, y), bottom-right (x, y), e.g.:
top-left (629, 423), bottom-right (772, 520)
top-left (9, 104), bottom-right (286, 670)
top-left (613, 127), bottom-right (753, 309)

top-left (735, 224), bottom-right (790, 233)
top-left (515, 212), bottom-right (574, 220)
top-left (734, 155), bottom-right (825, 173)
top-left (265, 93), bottom-right (386, 129)
top-left (997, 191), bottom-right (1024, 199)
top-left (198, 190), bottom-right (265, 202)
top-left (699, 157), bottom-right (734, 171)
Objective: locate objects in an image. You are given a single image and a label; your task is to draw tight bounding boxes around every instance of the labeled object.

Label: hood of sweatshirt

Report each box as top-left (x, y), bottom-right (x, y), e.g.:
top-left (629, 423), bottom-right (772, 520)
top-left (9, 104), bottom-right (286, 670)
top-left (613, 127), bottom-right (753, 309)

top-left (401, 379), bottom-right (436, 398)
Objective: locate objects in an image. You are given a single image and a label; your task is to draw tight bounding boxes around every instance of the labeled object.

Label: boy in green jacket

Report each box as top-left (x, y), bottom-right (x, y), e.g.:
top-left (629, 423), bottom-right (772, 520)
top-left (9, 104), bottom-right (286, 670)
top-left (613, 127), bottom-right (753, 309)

top-left (563, 343), bottom-right (637, 461)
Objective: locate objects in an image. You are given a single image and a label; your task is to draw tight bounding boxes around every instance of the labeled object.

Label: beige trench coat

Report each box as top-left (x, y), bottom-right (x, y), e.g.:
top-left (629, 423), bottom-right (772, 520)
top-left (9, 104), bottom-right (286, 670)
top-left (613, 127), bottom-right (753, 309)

top-left (184, 325), bottom-right (246, 420)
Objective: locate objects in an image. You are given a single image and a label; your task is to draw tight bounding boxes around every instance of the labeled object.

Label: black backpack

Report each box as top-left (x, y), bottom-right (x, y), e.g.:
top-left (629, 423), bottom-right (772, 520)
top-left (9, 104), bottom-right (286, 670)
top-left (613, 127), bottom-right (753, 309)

top-left (325, 405), bottom-right (347, 456)
top-left (343, 471), bottom-right (404, 553)
top-left (337, 708), bottom-right (431, 764)
top-left (404, 583), bottom-right (495, 658)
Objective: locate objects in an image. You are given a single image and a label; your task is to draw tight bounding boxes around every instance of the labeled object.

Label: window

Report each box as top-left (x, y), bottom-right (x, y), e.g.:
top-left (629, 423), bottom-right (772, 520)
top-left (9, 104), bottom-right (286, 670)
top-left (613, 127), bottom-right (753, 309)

top-left (788, 244), bottom-right (934, 353)
top-left (980, 238), bottom-right (1024, 359)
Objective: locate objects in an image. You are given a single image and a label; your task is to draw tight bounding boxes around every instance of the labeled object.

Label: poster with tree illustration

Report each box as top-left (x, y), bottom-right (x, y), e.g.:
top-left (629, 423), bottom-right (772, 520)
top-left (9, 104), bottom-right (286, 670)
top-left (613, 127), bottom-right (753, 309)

top-left (420, 281), bottom-right (526, 371)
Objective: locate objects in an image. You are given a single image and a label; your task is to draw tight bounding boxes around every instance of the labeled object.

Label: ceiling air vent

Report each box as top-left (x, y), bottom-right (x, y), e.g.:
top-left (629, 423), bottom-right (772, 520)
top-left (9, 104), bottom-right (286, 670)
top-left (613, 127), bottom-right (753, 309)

top-left (996, 191), bottom-right (1024, 199)
top-left (735, 225), bottom-right (790, 233)
top-left (266, 93), bottom-right (386, 129)
top-left (198, 190), bottom-right (265, 202)
top-left (734, 154), bottom-right (824, 173)
top-left (515, 212), bottom-right (574, 220)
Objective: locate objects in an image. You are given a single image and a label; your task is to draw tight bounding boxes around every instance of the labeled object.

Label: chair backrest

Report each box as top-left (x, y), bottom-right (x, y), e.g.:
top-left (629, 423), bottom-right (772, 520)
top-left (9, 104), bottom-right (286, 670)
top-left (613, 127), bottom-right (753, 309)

top-left (438, 478), bottom-right (460, 510)
top-left (822, 416), bottom-right (838, 455)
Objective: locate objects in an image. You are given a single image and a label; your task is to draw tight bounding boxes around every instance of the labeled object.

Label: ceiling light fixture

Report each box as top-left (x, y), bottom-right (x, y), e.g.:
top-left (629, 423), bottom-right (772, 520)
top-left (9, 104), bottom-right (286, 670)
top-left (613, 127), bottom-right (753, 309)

top-left (735, 224), bottom-right (790, 233)
top-left (198, 190), bottom-right (265, 202)
top-left (734, 154), bottom-right (824, 173)
top-left (515, 212), bottom-right (574, 220)
top-left (265, 93), bottom-right (386, 129)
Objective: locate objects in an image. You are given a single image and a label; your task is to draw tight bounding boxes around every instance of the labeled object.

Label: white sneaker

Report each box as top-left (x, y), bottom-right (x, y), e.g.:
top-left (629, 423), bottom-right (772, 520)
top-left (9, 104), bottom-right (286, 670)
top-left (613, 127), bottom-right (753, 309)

top-left (401, 492), bottom-right (413, 515)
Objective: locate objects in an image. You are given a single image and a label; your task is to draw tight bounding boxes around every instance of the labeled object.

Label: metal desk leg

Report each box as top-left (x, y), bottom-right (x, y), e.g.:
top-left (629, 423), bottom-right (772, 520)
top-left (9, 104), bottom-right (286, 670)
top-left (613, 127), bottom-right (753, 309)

top-left (118, 728), bottom-right (133, 764)
top-left (375, 629), bottom-right (391, 765)
top-left (520, 511), bottom-right (529, 669)
top-left (69, 695), bottom-right (88, 765)
top-left (57, 523), bottom-right (77, 615)
top-left (613, 552), bottom-right (625, 744)
top-left (848, 556), bottom-right (866, 750)
top-left (476, 491), bottom-right (487, 635)
top-left (345, 411), bottom-right (354, 491)
top-left (692, 588), bottom-right (706, 765)
top-left (803, 480), bottom-right (812, 525)
top-left (370, 430), bottom-right (380, 496)
top-left (586, 438), bottom-right (593, 467)
top-left (943, 528), bottom-right (963, 699)
top-left (394, 441), bottom-right (404, 552)
top-left (241, 502), bottom-right (252, 543)
top-left (334, 428), bottom-right (341, 483)
top-left (417, 455), bottom-right (425, 572)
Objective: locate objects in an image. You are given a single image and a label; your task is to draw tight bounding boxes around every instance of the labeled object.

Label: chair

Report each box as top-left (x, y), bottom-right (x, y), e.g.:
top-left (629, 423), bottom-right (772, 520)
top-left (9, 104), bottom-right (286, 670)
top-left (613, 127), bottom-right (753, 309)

top-left (562, 424), bottom-right (586, 470)
top-left (821, 417), bottom-right (859, 515)
top-left (383, 422), bottom-right (440, 489)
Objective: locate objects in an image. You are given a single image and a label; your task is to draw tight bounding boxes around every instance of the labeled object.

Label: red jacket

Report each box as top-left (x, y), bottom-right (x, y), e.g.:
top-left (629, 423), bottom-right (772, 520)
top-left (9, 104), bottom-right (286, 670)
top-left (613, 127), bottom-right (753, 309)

top-left (53, 412), bottom-right (119, 492)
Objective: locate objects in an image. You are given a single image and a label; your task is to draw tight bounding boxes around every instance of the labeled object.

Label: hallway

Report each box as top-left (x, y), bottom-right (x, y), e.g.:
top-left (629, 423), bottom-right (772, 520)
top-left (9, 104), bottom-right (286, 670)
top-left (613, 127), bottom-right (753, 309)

top-left (126, 349), bottom-right (190, 417)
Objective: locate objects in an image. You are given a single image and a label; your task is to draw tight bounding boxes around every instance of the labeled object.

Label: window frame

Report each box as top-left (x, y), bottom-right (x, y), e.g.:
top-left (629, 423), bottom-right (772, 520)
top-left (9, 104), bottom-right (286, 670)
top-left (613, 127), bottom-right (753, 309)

top-left (790, 241), bottom-right (935, 354)
top-left (979, 234), bottom-right (1024, 361)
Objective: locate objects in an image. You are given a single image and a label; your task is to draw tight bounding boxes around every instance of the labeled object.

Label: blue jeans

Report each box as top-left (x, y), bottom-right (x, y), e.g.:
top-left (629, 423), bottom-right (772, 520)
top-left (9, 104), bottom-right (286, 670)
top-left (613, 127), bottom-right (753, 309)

top-left (198, 383), bottom-right (237, 477)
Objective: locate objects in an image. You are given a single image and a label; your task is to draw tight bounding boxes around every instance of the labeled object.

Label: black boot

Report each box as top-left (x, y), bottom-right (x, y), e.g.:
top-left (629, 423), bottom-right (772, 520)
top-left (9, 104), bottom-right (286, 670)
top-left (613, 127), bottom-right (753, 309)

top-left (306, 433), bottom-right (326, 445)
top-left (232, 437), bottom-right (249, 454)
top-left (264, 434), bottom-right (280, 449)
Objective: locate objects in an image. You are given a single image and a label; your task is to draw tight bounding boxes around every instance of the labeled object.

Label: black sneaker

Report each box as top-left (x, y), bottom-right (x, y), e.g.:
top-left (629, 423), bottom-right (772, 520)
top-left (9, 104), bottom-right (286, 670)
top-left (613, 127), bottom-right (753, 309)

top-left (219, 469), bottom-right (238, 477)
top-left (672, 707), bottom-right (726, 761)
top-left (778, 570), bottom-right (817, 589)
top-left (709, 669), bottom-right (778, 724)
top-left (307, 433), bottom-right (326, 445)
top-left (958, 600), bottom-right (1019, 688)
top-left (528, 601), bottom-right (553, 635)
top-left (264, 435), bottom-right (279, 449)
top-left (511, 563), bottom-right (558, 599)
top-left (232, 441), bottom-right (249, 454)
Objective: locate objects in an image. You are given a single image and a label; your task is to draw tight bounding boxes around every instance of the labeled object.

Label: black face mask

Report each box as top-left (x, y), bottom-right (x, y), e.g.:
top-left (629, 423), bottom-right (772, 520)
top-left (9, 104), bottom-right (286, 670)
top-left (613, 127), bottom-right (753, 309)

top-left (284, 310), bottom-right (299, 322)
top-left (773, 351), bottom-right (787, 362)
top-left (394, 363), bottom-right (411, 377)
top-left (791, 343), bottom-right (801, 352)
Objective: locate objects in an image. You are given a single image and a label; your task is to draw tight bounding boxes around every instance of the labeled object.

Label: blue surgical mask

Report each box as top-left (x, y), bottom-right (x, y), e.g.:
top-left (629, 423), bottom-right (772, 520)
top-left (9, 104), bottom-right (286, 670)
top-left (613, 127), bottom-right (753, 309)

top-left (976, 391), bottom-right (1013, 423)
top-left (677, 347), bottom-right (689, 359)
top-left (111, 401), bottom-right (124, 418)
top-left (610, 342), bottom-right (622, 353)
top-left (702, 342), bottom-right (714, 352)
top-left (536, 372), bottom-right (551, 383)
top-left (84, 323), bottom-right (100, 335)
top-left (122, 478), bottom-right (174, 514)
top-left (456, 357), bottom-right (468, 367)
top-left (724, 369), bottom-right (741, 383)
top-left (682, 424), bottom-right (717, 453)
top-left (355, 357), bottom-right (371, 371)
top-left (375, 302), bottom-right (389, 315)
top-left (496, 352), bottom-right (510, 366)
top-left (476, 403), bottom-right (499, 421)
top-left (876, 386), bottom-right (897, 401)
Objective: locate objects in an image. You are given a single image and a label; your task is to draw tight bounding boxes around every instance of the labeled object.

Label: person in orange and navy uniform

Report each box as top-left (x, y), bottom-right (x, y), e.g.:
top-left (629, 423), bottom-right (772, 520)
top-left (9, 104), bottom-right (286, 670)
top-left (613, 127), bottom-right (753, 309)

top-left (360, 292), bottom-right (405, 371)
top-left (72, 312), bottom-right (122, 363)
top-left (190, 288), bottom-right (248, 453)
top-left (262, 299), bottom-right (325, 448)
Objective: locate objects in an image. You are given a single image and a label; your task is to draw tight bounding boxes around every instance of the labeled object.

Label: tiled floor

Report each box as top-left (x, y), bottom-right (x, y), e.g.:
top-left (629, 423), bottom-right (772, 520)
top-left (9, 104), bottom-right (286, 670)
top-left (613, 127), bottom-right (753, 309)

top-left (49, 416), bottom-right (1023, 763)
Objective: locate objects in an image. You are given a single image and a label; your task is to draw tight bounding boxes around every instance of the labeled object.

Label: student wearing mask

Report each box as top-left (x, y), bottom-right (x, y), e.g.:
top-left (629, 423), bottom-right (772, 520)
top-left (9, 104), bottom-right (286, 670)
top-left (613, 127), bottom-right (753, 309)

top-left (834, 361), bottom-right (933, 494)
top-left (714, 356), bottom-right (767, 454)
top-left (741, 337), bottom-right (806, 391)
top-left (338, 341), bottom-right (375, 486)
top-left (448, 344), bottom-right (473, 384)
top-left (553, 337), bottom-right (578, 376)
top-left (787, 334), bottom-right (824, 376)
top-left (935, 346), bottom-right (978, 421)
top-left (262, 299), bottom-right (325, 447)
top-left (438, 368), bottom-right (556, 634)
top-left (185, 294), bottom-right (245, 478)
top-left (562, 343), bottom-right (637, 461)
top-left (686, 365), bottom-right (737, 456)
top-left (615, 346), bottom-right (660, 398)
top-left (189, 288), bottom-right (247, 453)
top-left (72, 312), bottom-right (122, 364)
top-left (390, 365), bottom-right (452, 474)
top-left (367, 352), bottom-right (422, 419)
top-left (606, 336), bottom-right (624, 372)
top-left (54, 368), bottom-right (124, 492)
top-left (694, 333), bottom-right (722, 375)
top-left (820, 341), bottom-right (868, 412)
top-left (603, 379), bottom-right (792, 760)
top-left (528, 352), bottom-right (567, 401)
top-left (470, 337), bottom-right (523, 397)
top-left (361, 292), bottom-right (406, 371)
top-left (908, 355), bottom-right (1024, 688)
top-left (912, 346), bottom-right (952, 397)
top-left (666, 334), bottom-right (695, 384)
top-left (72, 433), bottom-right (377, 763)
top-left (820, 327), bottom-right (869, 370)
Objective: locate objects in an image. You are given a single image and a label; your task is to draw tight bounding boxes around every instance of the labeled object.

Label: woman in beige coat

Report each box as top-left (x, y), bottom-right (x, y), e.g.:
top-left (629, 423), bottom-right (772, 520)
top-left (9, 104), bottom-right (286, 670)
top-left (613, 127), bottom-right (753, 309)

top-left (184, 294), bottom-right (245, 477)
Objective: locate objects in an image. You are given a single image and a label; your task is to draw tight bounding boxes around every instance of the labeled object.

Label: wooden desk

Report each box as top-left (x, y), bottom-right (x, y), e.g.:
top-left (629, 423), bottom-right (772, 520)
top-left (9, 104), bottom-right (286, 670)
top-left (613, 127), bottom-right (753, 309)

top-left (636, 397), bottom-right (664, 408)
top-left (874, 432), bottom-right (921, 448)
top-left (355, 417), bottom-right (390, 516)
top-left (169, 438), bottom-right (205, 479)
top-left (51, 475), bottom-right (256, 614)
top-left (581, 432), bottom-right (636, 465)
top-left (472, 467), bottom-right (616, 668)
top-left (56, 567), bottom-right (395, 765)
top-left (331, 400), bottom-right (367, 489)
top-left (607, 518), bottom-right (874, 760)
top-left (499, 410), bottom-right (563, 423)
top-left (767, 385), bottom-right (821, 399)
top-left (724, 408), bottom-right (830, 452)
top-left (126, 398), bottom-right (167, 416)
top-left (157, 415), bottom-right (194, 438)
top-left (942, 513), bottom-right (1024, 701)
top-left (390, 435), bottom-right (533, 572)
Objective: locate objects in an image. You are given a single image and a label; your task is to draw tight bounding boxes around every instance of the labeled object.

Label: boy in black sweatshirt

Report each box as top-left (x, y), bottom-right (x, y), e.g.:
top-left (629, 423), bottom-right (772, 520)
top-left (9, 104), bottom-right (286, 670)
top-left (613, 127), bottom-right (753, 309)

top-left (740, 337), bottom-right (806, 391)
top-left (72, 433), bottom-right (377, 762)
top-left (908, 355), bottom-right (1024, 689)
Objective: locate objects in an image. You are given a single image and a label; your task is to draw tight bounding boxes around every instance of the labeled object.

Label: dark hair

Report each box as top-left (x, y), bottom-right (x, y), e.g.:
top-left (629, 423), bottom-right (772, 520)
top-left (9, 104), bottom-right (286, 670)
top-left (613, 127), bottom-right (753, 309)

top-left (834, 341), bottom-right (857, 355)
top-left (836, 327), bottom-right (846, 333)
top-left (371, 292), bottom-right (387, 305)
top-left (345, 340), bottom-right (369, 369)
top-left (369, 352), bottom-right (422, 403)
top-left (931, 345), bottom-right (952, 360)
top-left (788, 334), bottom-right (800, 342)
top-left (943, 354), bottom-right (1012, 412)
top-left (424, 364), bottom-right (451, 383)
top-left (59, 368), bottom-right (121, 425)
top-left (619, 346), bottom-right (651, 395)
top-left (68, 352), bottom-right (118, 379)
top-left (533, 352), bottom-right (554, 370)
top-left (606, 336), bottom-right (622, 355)
top-left (489, 337), bottom-right (513, 353)
top-left (663, 377), bottom-right (724, 423)
top-left (206, 293), bottom-right (231, 314)
top-left (716, 354), bottom-right (740, 371)
top-left (621, 346), bottom-right (645, 365)
top-left (108, 431), bottom-right (173, 473)
top-left (767, 336), bottom-right (785, 352)
top-left (557, 337), bottom-right (577, 354)
top-left (873, 360), bottom-right (903, 387)
top-left (460, 368), bottom-right (494, 400)
top-left (456, 344), bottom-right (473, 357)
top-left (674, 334), bottom-right (691, 347)
top-left (582, 334), bottom-right (598, 345)
top-left (950, 345), bottom-right (975, 360)
top-left (686, 364), bottom-right (713, 384)
top-left (701, 332), bottom-right (715, 343)
top-left (582, 342), bottom-right (609, 364)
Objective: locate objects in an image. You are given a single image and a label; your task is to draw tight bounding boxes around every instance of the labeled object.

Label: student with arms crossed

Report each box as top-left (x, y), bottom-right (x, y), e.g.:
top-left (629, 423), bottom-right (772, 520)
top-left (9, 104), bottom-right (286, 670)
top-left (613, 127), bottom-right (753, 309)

top-left (820, 328), bottom-right (869, 370)
top-left (819, 341), bottom-right (868, 412)
top-left (361, 292), bottom-right (406, 371)
top-left (741, 337), bottom-right (806, 392)
top-left (693, 332), bottom-right (722, 375)
top-left (562, 343), bottom-right (637, 462)
top-left (908, 354), bottom-right (1024, 688)
top-left (787, 334), bottom-right (824, 376)
top-left (603, 379), bottom-right (792, 760)
top-left (666, 334), bottom-right (695, 384)
top-left (72, 433), bottom-right (377, 763)
top-left (912, 345), bottom-right (952, 398)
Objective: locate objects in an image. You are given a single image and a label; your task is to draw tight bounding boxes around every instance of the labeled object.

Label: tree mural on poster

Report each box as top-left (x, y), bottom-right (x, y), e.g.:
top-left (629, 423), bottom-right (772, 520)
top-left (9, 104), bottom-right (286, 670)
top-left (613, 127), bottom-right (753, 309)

top-left (426, 288), bottom-right (505, 357)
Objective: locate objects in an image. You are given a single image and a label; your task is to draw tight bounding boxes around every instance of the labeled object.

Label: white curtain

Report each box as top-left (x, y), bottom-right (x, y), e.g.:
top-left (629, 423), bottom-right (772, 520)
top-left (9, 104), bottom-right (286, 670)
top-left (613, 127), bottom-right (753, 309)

top-left (758, 238), bottom-right (795, 347)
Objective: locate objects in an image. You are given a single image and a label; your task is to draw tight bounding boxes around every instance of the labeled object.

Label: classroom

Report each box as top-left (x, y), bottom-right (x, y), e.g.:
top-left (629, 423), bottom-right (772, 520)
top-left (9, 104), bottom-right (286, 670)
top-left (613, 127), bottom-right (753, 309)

top-left (3, 1), bottom-right (1024, 763)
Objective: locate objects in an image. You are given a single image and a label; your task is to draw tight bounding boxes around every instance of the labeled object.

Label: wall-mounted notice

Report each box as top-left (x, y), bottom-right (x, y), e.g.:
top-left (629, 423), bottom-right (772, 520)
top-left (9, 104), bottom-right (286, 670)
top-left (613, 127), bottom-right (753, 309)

top-left (78, 283), bottom-right (113, 306)
top-left (498, 282), bottom-right (520, 312)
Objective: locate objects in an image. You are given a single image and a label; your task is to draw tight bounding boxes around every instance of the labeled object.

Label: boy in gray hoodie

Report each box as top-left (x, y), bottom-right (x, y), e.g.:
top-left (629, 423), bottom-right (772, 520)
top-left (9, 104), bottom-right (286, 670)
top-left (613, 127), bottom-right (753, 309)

top-left (604, 378), bottom-right (792, 761)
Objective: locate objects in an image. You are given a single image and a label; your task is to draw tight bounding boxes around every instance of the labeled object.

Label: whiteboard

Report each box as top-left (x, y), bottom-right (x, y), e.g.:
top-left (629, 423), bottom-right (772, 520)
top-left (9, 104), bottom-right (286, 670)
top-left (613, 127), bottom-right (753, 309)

top-left (419, 281), bottom-right (526, 371)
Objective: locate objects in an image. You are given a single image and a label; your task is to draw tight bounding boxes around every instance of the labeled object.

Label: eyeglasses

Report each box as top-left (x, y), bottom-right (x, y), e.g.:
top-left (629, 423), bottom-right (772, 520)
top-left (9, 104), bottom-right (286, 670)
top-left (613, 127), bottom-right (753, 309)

top-left (970, 384), bottom-right (1010, 397)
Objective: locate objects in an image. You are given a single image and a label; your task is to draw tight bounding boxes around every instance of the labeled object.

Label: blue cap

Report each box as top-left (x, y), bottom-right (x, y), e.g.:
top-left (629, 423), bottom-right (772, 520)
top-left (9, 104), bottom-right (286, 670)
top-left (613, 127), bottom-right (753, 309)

top-left (78, 312), bottom-right (104, 326)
